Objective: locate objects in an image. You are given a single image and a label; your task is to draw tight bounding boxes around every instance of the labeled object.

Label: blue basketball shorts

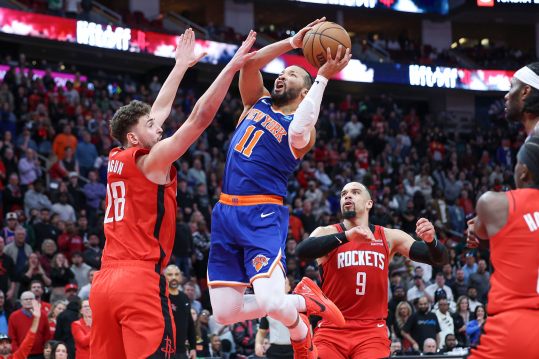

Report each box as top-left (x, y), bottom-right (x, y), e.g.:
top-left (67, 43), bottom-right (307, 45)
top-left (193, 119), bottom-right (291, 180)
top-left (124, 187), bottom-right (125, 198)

top-left (208, 200), bottom-right (289, 286)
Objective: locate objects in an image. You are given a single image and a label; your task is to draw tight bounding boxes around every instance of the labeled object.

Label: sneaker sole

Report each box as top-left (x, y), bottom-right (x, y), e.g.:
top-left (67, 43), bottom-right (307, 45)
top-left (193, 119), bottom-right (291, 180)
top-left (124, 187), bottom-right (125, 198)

top-left (301, 278), bottom-right (346, 327)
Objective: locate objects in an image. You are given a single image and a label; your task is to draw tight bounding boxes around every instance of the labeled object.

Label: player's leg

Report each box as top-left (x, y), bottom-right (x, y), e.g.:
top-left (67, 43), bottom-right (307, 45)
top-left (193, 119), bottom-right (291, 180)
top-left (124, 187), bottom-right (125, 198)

top-left (252, 268), bottom-right (308, 340)
top-left (209, 285), bottom-right (267, 324)
top-left (123, 270), bottom-right (175, 358)
top-left (313, 327), bottom-right (348, 359)
top-left (349, 321), bottom-right (391, 359)
top-left (89, 269), bottom-right (127, 359)
top-left (468, 309), bottom-right (539, 359)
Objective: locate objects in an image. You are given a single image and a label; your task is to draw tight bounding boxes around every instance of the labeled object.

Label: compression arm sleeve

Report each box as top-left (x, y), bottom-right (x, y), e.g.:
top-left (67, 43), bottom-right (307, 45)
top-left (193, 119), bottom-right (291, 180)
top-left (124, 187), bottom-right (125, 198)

top-left (409, 238), bottom-right (449, 266)
top-left (289, 75), bottom-right (328, 148)
top-left (295, 232), bottom-right (348, 260)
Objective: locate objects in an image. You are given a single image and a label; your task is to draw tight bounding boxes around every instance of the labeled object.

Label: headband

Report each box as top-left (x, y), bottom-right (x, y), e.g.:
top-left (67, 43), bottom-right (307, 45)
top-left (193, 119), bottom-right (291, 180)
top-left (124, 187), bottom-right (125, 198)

top-left (514, 66), bottom-right (539, 90)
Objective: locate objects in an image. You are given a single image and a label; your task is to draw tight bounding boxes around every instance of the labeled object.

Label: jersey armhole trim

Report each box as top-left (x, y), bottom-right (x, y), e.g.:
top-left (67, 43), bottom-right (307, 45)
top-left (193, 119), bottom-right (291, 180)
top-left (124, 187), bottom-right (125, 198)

top-left (507, 190), bottom-right (516, 216)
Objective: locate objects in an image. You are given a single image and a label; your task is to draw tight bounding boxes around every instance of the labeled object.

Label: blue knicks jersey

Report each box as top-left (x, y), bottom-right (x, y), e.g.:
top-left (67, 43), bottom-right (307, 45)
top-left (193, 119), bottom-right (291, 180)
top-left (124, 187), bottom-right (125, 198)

top-left (222, 97), bottom-right (301, 197)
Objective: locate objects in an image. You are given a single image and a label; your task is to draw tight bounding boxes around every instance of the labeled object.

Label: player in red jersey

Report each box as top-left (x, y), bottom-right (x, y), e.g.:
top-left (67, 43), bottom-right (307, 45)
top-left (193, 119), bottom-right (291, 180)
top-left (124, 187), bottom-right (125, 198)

top-left (89, 29), bottom-right (258, 359)
top-left (466, 136), bottom-right (539, 359)
top-left (295, 181), bottom-right (449, 358)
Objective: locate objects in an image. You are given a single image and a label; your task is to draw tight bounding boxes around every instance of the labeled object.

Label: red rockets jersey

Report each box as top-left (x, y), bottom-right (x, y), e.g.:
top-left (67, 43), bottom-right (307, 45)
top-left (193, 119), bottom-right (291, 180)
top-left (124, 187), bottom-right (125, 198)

top-left (487, 188), bottom-right (539, 315)
top-left (102, 147), bottom-right (177, 272)
top-left (320, 223), bottom-right (390, 323)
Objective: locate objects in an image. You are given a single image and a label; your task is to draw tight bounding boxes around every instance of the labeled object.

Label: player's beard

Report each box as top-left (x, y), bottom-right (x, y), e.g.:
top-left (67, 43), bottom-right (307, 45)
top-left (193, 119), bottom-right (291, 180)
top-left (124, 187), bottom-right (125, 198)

top-left (168, 280), bottom-right (179, 289)
top-left (271, 85), bottom-right (301, 107)
top-left (343, 210), bottom-right (356, 219)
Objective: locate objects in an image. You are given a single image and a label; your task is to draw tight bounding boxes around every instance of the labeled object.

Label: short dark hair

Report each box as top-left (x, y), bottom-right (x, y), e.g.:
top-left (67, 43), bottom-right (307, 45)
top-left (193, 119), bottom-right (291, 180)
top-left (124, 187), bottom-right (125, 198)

top-left (297, 66), bottom-right (313, 90)
top-left (110, 100), bottom-right (151, 146)
top-left (523, 62), bottom-right (539, 116)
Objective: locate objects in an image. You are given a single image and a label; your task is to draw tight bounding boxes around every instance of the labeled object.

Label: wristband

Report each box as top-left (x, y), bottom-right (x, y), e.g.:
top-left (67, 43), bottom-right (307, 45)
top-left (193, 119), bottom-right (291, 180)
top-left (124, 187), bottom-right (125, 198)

top-left (289, 37), bottom-right (299, 49)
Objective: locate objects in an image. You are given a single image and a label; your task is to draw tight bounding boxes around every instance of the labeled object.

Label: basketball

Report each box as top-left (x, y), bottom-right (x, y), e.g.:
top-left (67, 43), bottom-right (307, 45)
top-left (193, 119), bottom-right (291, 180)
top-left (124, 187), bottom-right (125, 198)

top-left (302, 22), bottom-right (352, 68)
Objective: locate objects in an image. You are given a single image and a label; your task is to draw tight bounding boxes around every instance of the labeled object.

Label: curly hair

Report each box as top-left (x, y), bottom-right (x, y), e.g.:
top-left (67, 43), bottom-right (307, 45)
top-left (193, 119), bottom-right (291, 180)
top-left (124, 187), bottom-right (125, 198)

top-left (523, 62), bottom-right (539, 116)
top-left (109, 100), bottom-right (151, 146)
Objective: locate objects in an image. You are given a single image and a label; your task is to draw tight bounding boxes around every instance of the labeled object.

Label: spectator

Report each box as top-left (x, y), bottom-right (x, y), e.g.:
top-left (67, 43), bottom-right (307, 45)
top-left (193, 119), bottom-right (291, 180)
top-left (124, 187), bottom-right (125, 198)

top-left (468, 259), bottom-right (490, 303)
top-left (425, 272), bottom-right (454, 304)
top-left (39, 240), bottom-right (58, 276)
top-left (343, 114), bottom-right (363, 141)
top-left (3, 174), bottom-right (23, 214)
top-left (401, 296), bottom-right (441, 352)
top-left (50, 341), bottom-right (69, 359)
top-left (422, 338), bottom-right (437, 355)
top-left (49, 254), bottom-right (75, 302)
top-left (51, 194), bottom-right (76, 224)
top-left (81, 233), bottom-right (101, 270)
top-left (2, 214), bottom-right (18, 245)
top-left (57, 223), bottom-right (83, 261)
top-left (439, 333), bottom-right (460, 354)
top-left (52, 126), bottom-right (77, 161)
top-left (21, 254), bottom-right (52, 292)
top-left (0, 237), bottom-right (15, 303)
top-left (391, 301), bottom-right (413, 352)
top-left (183, 282), bottom-right (202, 315)
top-left (187, 158), bottom-right (206, 187)
top-left (0, 299), bottom-right (42, 359)
top-left (466, 305), bottom-right (486, 346)
top-left (0, 290), bottom-right (10, 335)
top-left (75, 132), bottom-right (97, 178)
top-left (467, 287), bottom-right (482, 312)
top-left (208, 334), bottom-right (223, 358)
top-left (4, 227), bottom-right (32, 279)
top-left (17, 149), bottom-right (41, 188)
top-left (29, 280), bottom-right (51, 314)
top-left (66, 173), bottom-right (85, 211)
top-left (82, 171), bottom-right (105, 226)
top-left (71, 299), bottom-right (91, 359)
top-left (462, 254), bottom-right (477, 283)
top-left (65, 0), bottom-right (82, 18)
top-left (450, 268), bottom-right (468, 299)
top-left (433, 298), bottom-right (454, 349)
top-left (48, 301), bottom-right (66, 338)
top-left (390, 340), bottom-right (404, 356)
top-left (192, 221), bottom-right (210, 289)
top-left (77, 269), bottom-right (95, 301)
top-left (8, 291), bottom-right (51, 356)
top-left (172, 209), bottom-right (193, 278)
top-left (406, 275), bottom-right (429, 303)
top-left (232, 318), bottom-right (258, 357)
top-left (69, 252), bottom-right (90, 288)
top-left (54, 296), bottom-right (80, 358)
top-left (23, 182), bottom-right (52, 217)
top-left (33, 210), bottom-right (59, 249)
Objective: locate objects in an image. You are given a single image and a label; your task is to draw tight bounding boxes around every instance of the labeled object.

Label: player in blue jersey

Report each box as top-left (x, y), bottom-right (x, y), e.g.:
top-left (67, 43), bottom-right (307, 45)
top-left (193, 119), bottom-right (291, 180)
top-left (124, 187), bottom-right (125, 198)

top-left (208, 18), bottom-right (352, 359)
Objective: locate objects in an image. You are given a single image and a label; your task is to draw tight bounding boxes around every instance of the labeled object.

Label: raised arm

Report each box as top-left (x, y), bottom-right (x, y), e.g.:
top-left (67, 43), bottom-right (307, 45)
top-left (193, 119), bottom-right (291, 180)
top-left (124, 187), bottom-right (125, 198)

top-left (388, 218), bottom-right (449, 266)
top-left (239, 18), bottom-right (325, 109)
top-left (140, 31), bottom-right (257, 180)
top-left (149, 29), bottom-right (205, 127)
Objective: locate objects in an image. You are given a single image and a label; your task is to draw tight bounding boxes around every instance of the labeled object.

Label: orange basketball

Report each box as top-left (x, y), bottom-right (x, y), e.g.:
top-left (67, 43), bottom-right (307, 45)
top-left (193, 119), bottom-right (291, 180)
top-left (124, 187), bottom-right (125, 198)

top-left (302, 22), bottom-right (352, 68)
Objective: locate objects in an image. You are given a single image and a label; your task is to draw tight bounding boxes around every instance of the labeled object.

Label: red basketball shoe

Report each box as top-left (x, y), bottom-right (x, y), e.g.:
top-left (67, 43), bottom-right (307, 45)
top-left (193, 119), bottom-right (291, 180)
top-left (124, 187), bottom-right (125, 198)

top-left (291, 314), bottom-right (318, 359)
top-left (293, 277), bottom-right (345, 327)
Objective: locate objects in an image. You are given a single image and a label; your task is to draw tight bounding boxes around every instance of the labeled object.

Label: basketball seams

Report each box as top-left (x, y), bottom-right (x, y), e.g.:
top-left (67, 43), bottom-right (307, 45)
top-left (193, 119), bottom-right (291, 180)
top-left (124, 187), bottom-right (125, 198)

top-left (302, 22), bottom-right (351, 68)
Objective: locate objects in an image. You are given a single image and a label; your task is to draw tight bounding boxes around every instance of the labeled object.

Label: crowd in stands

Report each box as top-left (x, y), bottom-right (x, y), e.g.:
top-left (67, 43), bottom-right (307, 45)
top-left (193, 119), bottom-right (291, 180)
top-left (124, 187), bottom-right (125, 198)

top-left (0, 47), bottom-right (526, 358)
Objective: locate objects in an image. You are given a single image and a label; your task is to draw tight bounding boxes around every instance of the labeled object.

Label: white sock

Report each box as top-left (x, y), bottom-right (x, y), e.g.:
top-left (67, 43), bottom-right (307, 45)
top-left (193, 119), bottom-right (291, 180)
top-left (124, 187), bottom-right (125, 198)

top-left (286, 294), bottom-right (306, 312)
top-left (286, 312), bottom-right (308, 341)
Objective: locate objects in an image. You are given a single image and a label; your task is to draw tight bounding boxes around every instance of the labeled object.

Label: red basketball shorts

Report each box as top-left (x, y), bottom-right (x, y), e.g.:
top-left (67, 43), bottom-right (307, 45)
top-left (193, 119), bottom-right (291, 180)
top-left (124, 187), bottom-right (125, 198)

top-left (89, 261), bottom-right (176, 359)
top-left (467, 309), bottom-right (539, 359)
top-left (314, 319), bottom-right (391, 359)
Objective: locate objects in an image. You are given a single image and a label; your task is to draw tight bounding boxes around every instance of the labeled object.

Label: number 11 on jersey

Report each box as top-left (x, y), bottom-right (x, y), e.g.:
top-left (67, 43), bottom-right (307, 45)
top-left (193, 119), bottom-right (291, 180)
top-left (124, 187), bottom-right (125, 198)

top-left (356, 272), bottom-right (366, 295)
top-left (234, 125), bottom-right (263, 158)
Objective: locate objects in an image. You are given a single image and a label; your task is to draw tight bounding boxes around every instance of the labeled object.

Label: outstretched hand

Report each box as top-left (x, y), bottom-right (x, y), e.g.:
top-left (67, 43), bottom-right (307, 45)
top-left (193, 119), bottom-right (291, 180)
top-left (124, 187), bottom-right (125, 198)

top-left (175, 28), bottom-right (206, 67)
top-left (227, 30), bottom-right (258, 72)
top-left (290, 17), bottom-right (327, 49)
top-left (31, 299), bottom-right (42, 319)
top-left (318, 45), bottom-right (352, 79)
